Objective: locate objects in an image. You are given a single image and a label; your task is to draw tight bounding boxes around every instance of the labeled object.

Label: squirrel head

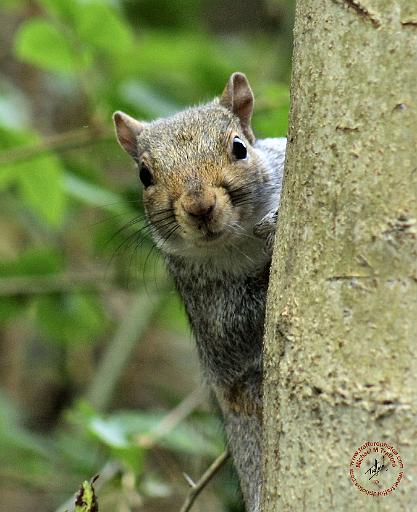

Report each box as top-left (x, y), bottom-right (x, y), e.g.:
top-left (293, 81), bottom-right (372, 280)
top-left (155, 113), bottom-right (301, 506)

top-left (113, 73), bottom-right (273, 262)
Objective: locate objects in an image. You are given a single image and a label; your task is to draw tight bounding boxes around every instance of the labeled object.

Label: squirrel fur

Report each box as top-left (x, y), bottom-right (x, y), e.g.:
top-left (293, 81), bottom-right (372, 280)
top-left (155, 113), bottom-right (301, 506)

top-left (113, 72), bottom-right (286, 511)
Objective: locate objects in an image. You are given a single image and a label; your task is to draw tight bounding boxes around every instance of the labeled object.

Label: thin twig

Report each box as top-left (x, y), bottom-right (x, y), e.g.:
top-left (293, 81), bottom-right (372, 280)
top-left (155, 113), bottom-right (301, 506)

top-left (0, 270), bottom-right (114, 296)
top-left (0, 126), bottom-right (113, 166)
top-left (179, 451), bottom-right (230, 512)
top-left (136, 387), bottom-right (207, 448)
top-left (183, 473), bottom-right (196, 487)
top-left (85, 290), bottom-right (166, 411)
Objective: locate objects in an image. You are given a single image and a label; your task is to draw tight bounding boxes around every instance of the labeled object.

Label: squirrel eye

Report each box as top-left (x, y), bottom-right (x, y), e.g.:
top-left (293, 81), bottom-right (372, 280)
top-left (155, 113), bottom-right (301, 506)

top-left (139, 164), bottom-right (154, 188)
top-left (232, 136), bottom-right (247, 160)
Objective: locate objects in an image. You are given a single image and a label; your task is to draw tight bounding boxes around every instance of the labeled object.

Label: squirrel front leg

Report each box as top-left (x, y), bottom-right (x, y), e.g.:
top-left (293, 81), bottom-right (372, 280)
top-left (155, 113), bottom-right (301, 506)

top-left (253, 210), bottom-right (278, 254)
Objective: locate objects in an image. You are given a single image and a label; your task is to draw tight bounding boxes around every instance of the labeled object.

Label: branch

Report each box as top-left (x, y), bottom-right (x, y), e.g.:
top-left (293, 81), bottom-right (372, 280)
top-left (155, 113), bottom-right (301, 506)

top-left (0, 126), bottom-right (114, 166)
top-left (0, 270), bottom-right (115, 296)
top-left (179, 451), bottom-right (230, 512)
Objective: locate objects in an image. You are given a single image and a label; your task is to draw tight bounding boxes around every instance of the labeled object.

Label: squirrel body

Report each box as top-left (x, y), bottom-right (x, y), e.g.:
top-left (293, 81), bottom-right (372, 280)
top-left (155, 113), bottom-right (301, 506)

top-left (114, 73), bottom-right (286, 511)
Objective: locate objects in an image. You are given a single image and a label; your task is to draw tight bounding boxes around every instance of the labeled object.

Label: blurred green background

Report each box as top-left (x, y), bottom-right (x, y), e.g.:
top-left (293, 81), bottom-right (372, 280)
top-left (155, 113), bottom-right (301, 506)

top-left (0, 1), bottom-right (294, 510)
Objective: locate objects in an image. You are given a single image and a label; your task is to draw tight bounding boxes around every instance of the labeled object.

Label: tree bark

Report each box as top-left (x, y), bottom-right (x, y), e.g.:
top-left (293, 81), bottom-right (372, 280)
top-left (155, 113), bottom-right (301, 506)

top-left (262, 1), bottom-right (417, 510)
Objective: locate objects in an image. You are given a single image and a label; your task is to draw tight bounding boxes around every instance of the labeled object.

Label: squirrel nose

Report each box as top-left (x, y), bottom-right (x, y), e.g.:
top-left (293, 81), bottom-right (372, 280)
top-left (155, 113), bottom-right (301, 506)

top-left (186, 202), bottom-right (215, 219)
top-left (182, 194), bottom-right (216, 222)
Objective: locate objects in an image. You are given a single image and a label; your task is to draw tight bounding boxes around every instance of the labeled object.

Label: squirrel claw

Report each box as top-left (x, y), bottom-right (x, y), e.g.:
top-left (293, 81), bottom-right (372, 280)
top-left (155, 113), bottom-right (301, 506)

top-left (254, 210), bottom-right (278, 253)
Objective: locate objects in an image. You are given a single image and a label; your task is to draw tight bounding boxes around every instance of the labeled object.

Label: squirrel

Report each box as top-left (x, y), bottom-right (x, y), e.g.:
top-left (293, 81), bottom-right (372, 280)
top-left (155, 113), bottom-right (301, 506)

top-left (113, 72), bottom-right (286, 512)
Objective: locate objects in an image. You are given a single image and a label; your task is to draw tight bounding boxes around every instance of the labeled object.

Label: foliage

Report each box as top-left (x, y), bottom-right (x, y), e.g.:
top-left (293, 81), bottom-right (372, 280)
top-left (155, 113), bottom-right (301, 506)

top-left (73, 477), bottom-right (99, 512)
top-left (0, 0), bottom-right (292, 510)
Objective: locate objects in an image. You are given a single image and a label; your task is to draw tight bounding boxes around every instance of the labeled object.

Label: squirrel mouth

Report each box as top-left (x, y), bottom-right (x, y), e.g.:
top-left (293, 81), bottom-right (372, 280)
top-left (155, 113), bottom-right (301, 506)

top-left (203, 230), bottom-right (222, 242)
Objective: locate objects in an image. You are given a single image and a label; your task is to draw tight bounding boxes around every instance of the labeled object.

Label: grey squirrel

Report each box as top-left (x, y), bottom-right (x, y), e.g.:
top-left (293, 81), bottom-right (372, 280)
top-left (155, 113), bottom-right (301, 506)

top-left (113, 72), bottom-right (286, 511)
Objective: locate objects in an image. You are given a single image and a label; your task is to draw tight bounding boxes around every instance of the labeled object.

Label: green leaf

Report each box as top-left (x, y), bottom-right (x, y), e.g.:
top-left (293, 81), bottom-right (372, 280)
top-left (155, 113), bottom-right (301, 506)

top-left (0, 297), bottom-right (22, 323)
top-left (0, 248), bottom-right (63, 278)
top-left (0, 126), bottom-right (32, 188)
top-left (120, 81), bottom-right (178, 118)
top-left (37, 0), bottom-right (78, 21)
top-left (159, 417), bottom-right (223, 456)
top-left (64, 172), bottom-right (135, 216)
top-left (36, 292), bottom-right (107, 346)
top-left (17, 153), bottom-right (66, 226)
top-left (74, 3), bottom-right (133, 55)
top-left (89, 417), bottom-right (129, 448)
top-left (0, 126), bottom-right (66, 225)
top-left (14, 18), bottom-right (77, 73)
top-left (88, 416), bottom-right (144, 473)
top-left (87, 411), bottom-right (221, 457)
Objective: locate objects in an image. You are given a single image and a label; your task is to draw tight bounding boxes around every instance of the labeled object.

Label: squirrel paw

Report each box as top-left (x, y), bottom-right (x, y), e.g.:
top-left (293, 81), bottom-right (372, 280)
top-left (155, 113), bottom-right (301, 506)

top-left (253, 210), bottom-right (278, 253)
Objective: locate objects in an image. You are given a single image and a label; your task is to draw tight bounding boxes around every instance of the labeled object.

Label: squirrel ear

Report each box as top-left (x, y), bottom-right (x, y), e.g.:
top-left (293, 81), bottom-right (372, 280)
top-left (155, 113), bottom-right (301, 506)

top-left (220, 72), bottom-right (255, 143)
top-left (113, 111), bottom-right (145, 159)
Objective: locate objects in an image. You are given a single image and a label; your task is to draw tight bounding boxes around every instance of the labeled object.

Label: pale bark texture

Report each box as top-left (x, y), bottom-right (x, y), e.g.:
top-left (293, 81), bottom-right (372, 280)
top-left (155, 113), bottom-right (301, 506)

top-left (263, 1), bottom-right (417, 511)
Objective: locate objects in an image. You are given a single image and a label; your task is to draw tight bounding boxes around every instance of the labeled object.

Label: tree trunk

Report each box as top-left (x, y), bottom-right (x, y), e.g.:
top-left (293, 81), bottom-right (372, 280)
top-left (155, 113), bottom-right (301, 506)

top-left (262, 1), bottom-right (417, 510)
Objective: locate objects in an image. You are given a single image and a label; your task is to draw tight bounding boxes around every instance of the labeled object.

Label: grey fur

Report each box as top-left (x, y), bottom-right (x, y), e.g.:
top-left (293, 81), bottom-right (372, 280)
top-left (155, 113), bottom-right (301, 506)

top-left (114, 91), bottom-right (286, 511)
